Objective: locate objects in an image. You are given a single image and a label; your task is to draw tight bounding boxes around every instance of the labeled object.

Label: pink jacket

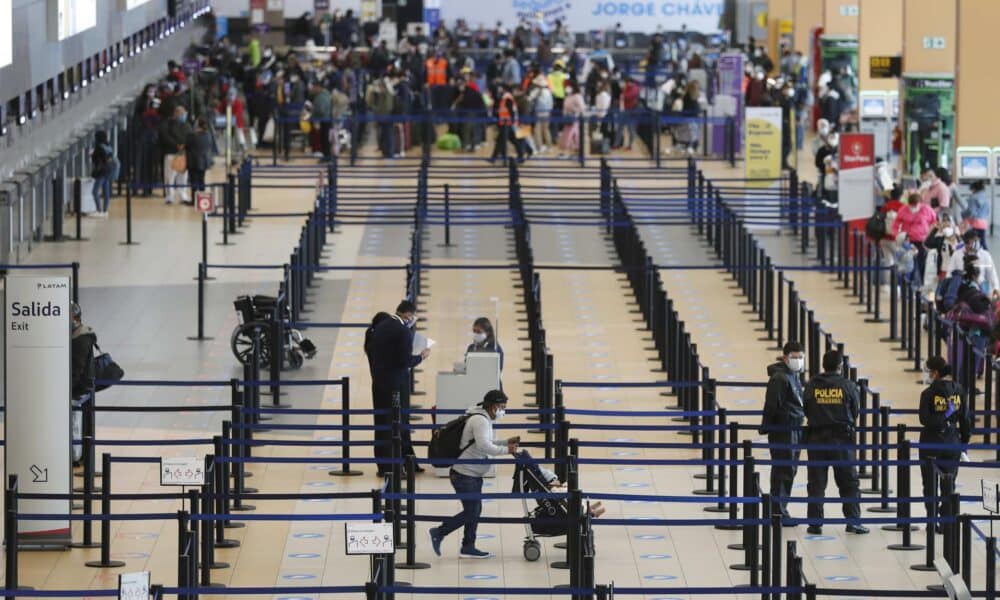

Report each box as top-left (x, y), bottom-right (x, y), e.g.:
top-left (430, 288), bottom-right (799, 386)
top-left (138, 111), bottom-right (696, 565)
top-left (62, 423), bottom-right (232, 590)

top-left (892, 203), bottom-right (937, 243)
top-left (920, 180), bottom-right (951, 209)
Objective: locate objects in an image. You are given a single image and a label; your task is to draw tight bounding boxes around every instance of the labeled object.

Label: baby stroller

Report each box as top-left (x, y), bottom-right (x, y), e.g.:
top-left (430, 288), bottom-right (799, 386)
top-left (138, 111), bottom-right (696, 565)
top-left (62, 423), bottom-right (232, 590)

top-left (231, 294), bottom-right (317, 369)
top-left (512, 451), bottom-right (568, 562)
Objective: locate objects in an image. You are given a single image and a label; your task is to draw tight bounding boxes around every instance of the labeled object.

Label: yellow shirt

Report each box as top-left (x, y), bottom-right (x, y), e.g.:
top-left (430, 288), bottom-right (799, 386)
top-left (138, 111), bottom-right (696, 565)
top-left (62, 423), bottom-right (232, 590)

top-left (548, 71), bottom-right (568, 100)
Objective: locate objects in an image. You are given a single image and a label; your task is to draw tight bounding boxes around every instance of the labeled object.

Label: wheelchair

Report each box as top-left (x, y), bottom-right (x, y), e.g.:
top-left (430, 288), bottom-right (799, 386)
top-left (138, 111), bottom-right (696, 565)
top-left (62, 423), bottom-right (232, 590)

top-left (230, 295), bottom-right (316, 370)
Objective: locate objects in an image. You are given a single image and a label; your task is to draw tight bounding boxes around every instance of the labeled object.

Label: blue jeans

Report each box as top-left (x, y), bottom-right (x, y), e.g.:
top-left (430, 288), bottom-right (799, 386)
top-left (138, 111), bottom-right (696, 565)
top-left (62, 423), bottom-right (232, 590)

top-left (92, 176), bottom-right (110, 212)
top-left (437, 470), bottom-right (483, 548)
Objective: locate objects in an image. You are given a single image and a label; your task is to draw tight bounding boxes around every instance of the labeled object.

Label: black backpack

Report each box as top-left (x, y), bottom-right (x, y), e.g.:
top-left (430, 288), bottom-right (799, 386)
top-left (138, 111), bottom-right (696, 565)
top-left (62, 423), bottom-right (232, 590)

top-left (865, 210), bottom-right (886, 240)
top-left (427, 414), bottom-right (482, 468)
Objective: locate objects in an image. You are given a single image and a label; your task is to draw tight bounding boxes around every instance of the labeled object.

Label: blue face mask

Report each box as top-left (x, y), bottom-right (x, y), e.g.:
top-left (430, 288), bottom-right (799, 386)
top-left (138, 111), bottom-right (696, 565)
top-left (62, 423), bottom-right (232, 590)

top-left (177, 113), bottom-right (188, 123)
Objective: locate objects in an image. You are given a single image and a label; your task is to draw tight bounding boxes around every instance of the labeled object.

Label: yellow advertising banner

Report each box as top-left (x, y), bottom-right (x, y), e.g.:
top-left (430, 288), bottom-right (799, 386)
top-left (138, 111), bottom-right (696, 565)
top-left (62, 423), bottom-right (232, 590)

top-left (744, 107), bottom-right (783, 188)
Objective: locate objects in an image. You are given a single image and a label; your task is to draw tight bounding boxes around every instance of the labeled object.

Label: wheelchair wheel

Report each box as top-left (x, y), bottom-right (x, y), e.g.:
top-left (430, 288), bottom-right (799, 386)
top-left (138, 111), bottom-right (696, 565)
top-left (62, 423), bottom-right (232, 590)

top-left (231, 321), bottom-right (272, 366)
top-left (523, 539), bottom-right (541, 562)
top-left (286, 348), bottom-right (304, 370)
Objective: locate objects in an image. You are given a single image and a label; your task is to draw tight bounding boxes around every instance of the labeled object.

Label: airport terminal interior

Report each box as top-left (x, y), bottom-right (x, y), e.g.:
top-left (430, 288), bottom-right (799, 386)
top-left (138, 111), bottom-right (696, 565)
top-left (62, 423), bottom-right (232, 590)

top-left (5, 0), bottom-right (1000, 598)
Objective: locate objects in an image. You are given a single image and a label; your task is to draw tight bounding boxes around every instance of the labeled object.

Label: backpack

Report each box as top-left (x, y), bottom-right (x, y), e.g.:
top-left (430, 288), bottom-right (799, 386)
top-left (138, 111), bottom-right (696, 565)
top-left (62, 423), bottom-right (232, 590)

top-left (936, 271), bottom-right (964, 312)
top-left (865, 211), bottom-right (886, 240)
top-left (427, 413), bottom-right (483, 468)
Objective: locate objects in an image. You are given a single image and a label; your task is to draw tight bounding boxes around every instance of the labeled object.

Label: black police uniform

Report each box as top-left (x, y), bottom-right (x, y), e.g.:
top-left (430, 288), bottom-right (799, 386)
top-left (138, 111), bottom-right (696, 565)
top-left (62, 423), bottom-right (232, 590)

top-left (760, 360), bottom-right (805, 518)
top-left (918, 378), bottom-right (971, 518)
top-left (803, 371), bottom-right (861, 524)
top-left (367, 315), bottom-right (424, 475)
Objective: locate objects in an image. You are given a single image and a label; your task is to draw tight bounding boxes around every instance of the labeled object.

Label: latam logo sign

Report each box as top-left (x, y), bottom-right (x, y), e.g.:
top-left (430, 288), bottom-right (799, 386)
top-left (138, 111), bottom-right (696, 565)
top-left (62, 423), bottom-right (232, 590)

top-left (839, 133), bottom-right (874, 171)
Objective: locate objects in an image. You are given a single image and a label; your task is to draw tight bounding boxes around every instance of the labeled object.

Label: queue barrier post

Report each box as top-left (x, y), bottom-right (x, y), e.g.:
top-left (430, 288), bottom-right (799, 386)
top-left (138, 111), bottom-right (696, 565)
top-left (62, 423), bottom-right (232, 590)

top-left (869, 404), bottom-right (895, 513)
top-left (760, 491), bottom-right (772, 594)
top-left (85, 453), bottom-right (126, 568)
top-left (707, 407), bottom-right (732, 515)
top-left (857, 378), bottom-right (871, 480)
top-left (771, 511), bottom-right (782, 600)
top-left (729, 441), bottom-right (757, 572)
top-left (961, 514), bottom-right (972, 591)
top-left (886, 432), bottom-right (922, 550)
top-left (120, 179), bottom-right (138, 246)
top-left (396, 455), bottom-right (430, 570)
top-left (5, 475), bottom-right (25, 597)
top-left (987, 536), bottom-right (997, 600)
top-left (213, 432), bottom-right (241, 544)
top-left (911, 463), bottom-right (940, 572)
top-left (331, 376), bottom-right (362, 477)
top-left (69, 433), bottom-right (99, 548)
top-left (189, 488), bottom-right (222, 589)
top-left (390, 395), bottom-right (404, 551)
top-left (200, 456), bottom-right (228, 570)
top-left (177, 511), bottom-right (194, 600)
top-left (71, 261), bottom-right (80, 304)
top-left (693, 377), bottom-right (718, 496)
top-left (188, 263), bottom-right (212, 342)
top-left (231, 380), bottom-right (256, 512)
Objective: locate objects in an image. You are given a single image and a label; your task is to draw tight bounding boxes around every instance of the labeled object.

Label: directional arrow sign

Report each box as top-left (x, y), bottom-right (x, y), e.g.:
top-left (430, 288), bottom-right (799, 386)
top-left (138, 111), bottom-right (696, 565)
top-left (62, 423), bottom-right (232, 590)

top-left (29, 465), bottom-right (48, 483)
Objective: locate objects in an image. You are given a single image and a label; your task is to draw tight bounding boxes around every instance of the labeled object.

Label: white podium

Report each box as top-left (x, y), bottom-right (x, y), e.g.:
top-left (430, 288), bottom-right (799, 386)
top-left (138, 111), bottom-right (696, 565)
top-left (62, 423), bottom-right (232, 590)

top-left (435, 352), bottom-right (501, 477)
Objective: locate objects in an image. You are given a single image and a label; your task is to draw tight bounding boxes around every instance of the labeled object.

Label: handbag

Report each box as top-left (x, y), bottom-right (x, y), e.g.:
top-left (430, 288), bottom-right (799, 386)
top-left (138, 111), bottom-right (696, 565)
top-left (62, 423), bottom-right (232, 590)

top-left (171, 153), bottom-right (187, 172)
top-left (93, 344), bottom-right (124, 391)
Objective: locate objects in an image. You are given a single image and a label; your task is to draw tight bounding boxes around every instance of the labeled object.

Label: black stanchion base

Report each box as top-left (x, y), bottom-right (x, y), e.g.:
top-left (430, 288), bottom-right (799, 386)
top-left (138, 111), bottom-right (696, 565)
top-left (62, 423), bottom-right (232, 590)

top-left (860, 487), bottom-right (880, 494)
top-left (692, 473), bottom-right (721, 480)
top-left (119, 241), bottom-right (142, 247)
top-left (554, 541), bottom-right (567, 549)
top-left (550, 561), bottom-right (569, 570)
top-left (395, 581), bottom-right (412, 587)
top-left (72, 502), bottom-right (83, 510)
top-left (203, 560), bottom-right (231, 569)
top-left (527, 428), bottom-right (545, 435)
top-left (85, 559), bottom-right (126, 568)
top-left (879, 337), bottom-right (899, 343)
top-left (886, 543), bottom-right (924, 551)
top-left (729, 563), bottom-right (762, 571)
top-left (215, 241), bottom-right (233, 246)
top-left (222, 521), bottom-right (245, 530)
top-left (215, 538), bottom-right (241, 547)
top-left (705, 506), bottom-right (732, 515)
top-left (859, 472), bottom-right (873, 480)
top-left (911, 563), bottom-right (937, 571)
top-left (926, 584), bottom-right (946, 592)
top-left (411, 391), bottom-right (427, 397)
top-left (329, 469), bottom-right (364, 477)
top-left (44, 235), bottom-right (72, 243)
top-left (868, 506), bottom-right (896, 513)
top-left (187, 336), bottom-right (216, 341)
top-left (267, 400), bottom-right (293, 408)
top-left (692, 489), bottom-right (718, 496)
top-left (396, 561), bottom-right (432, 570)
top-left (69, 541), bottom-right (101, 549)
top-left (230, 504), bottom-right (256, 512)
top-left (727, 543), bottom-right (745, 551)
top-left (198, 582), bottom-right (227, 589)
top-left (525, 415), bottom-right (541, 422)
top-left (864, 318), bottom-right (885, 323)
top-left (882, 524), bottom-right (918, 532)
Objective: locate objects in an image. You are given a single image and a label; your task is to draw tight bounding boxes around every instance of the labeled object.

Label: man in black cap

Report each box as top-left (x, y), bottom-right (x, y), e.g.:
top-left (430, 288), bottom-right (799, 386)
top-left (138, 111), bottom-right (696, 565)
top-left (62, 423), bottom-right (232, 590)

top-left (803, 350), bottom-right (868, 534)
top-left (429, 390), bottom-right (518, 559)
top-left (367, 300), bottom-right (430, 475)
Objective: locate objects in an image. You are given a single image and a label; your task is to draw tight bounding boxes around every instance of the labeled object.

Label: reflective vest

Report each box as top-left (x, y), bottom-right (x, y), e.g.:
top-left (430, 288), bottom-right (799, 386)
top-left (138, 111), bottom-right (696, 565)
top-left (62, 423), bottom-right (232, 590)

top-left (497, 92), bottom-right (515, 125)
top-left (425, 58), bottom-right (448, 87)
top-left (548, 70), bottom-right (568, 99)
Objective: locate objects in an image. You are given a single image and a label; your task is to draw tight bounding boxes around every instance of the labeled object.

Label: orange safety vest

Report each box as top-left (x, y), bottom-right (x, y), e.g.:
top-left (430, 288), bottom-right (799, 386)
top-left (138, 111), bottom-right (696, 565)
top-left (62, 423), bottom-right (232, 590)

top-left (425, 58), bottom-right (448, 87)
top-left (497, 92), bottom-right (515, 125)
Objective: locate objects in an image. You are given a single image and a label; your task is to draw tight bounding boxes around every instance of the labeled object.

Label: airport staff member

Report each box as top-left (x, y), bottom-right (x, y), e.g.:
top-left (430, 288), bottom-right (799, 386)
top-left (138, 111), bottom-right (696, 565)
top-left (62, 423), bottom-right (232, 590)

top-left (760, 341), bottom-right (805, 522)
top-left (803, 350), bottom-right (868, 535)
top-left (367, 300), bottom-right (430, 476)
top-left (466, 317), bottom-right (504, 371)
top-left (429, 390), bottom-right (518, 559)
top-left (918, 356), bottom-right (971, 527)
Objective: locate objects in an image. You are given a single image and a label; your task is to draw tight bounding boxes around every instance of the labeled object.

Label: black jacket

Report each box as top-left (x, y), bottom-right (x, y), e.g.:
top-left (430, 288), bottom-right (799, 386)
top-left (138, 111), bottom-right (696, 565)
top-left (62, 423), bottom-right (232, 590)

top-left (71, 324), bottom-right (97, 398)
top-left (185, 130), bottom-right (214, 171)
top-left (919, 378), bottom-right (971, 445)
top-left (367, 315), bottom-right (423, 393)
top-left (804, 371), bottom-right (859, 435)
top-left (760, 361), bottom-right (804, 435)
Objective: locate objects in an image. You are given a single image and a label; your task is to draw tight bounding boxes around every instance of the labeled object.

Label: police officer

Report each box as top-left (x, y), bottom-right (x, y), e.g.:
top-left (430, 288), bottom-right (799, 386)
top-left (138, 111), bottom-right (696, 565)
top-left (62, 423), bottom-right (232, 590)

top-left (760, 341), bottom-right (805, 522)
top-left (919, 356), bottom-right (971, 529)
top-left (803, 350), bottom-right (868, 534)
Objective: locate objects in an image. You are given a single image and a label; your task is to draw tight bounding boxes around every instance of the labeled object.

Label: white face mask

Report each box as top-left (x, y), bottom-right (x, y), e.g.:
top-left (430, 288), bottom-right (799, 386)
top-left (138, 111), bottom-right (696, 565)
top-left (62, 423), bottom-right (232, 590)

top-left (473, 332), bottom-right (488, 344)
top-left (787, 357), bottom-right (805, 373)
top-left (493, 408), bottom-right (506, 421)
top-left (909, 203), bottom-right (920, 213)
top-left (942, 227), bottom-right (955, 238)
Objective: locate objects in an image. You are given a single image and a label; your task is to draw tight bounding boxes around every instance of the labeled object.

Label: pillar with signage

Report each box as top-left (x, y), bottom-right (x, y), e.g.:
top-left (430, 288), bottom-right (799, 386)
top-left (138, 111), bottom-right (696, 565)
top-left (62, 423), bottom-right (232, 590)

top-left (838, 133), bottom-right (876, 219)
top-left (4, 276), bottom-right (72, 547)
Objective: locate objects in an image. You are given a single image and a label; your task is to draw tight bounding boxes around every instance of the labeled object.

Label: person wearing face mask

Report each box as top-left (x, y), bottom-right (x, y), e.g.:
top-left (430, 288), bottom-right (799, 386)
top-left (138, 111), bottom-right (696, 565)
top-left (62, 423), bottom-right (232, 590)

top-left (367, 300), bottom-right (432, 476)
top-left (919, 167), bottom-right (951, 211)
top-left (961, 180), bottom-right (990, 251)
top-left (429, 390), bottom-right (519, 559)
top-left (947, 230), bottom-right (1000, 298)
top-left (158, 106), bottom-right (192, 205)
top-left (892, 193), bottom-right (937, 284)
top-left (466, 317), bottom-right (504, 371)
top-left (760, 341), bottom-right (806, 523)
top-left (921, 213), bottom-right (961, 295)
top-left (918, 357), bottom-right (970, 529)
top-left (803, 350), bottom-right (868, 535)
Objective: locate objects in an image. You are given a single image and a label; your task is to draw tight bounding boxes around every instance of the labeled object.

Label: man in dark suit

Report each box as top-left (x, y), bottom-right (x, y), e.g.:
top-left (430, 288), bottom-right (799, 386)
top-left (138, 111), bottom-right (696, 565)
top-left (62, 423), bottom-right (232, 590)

top-left (367, 300), bottom-right (430, 475)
